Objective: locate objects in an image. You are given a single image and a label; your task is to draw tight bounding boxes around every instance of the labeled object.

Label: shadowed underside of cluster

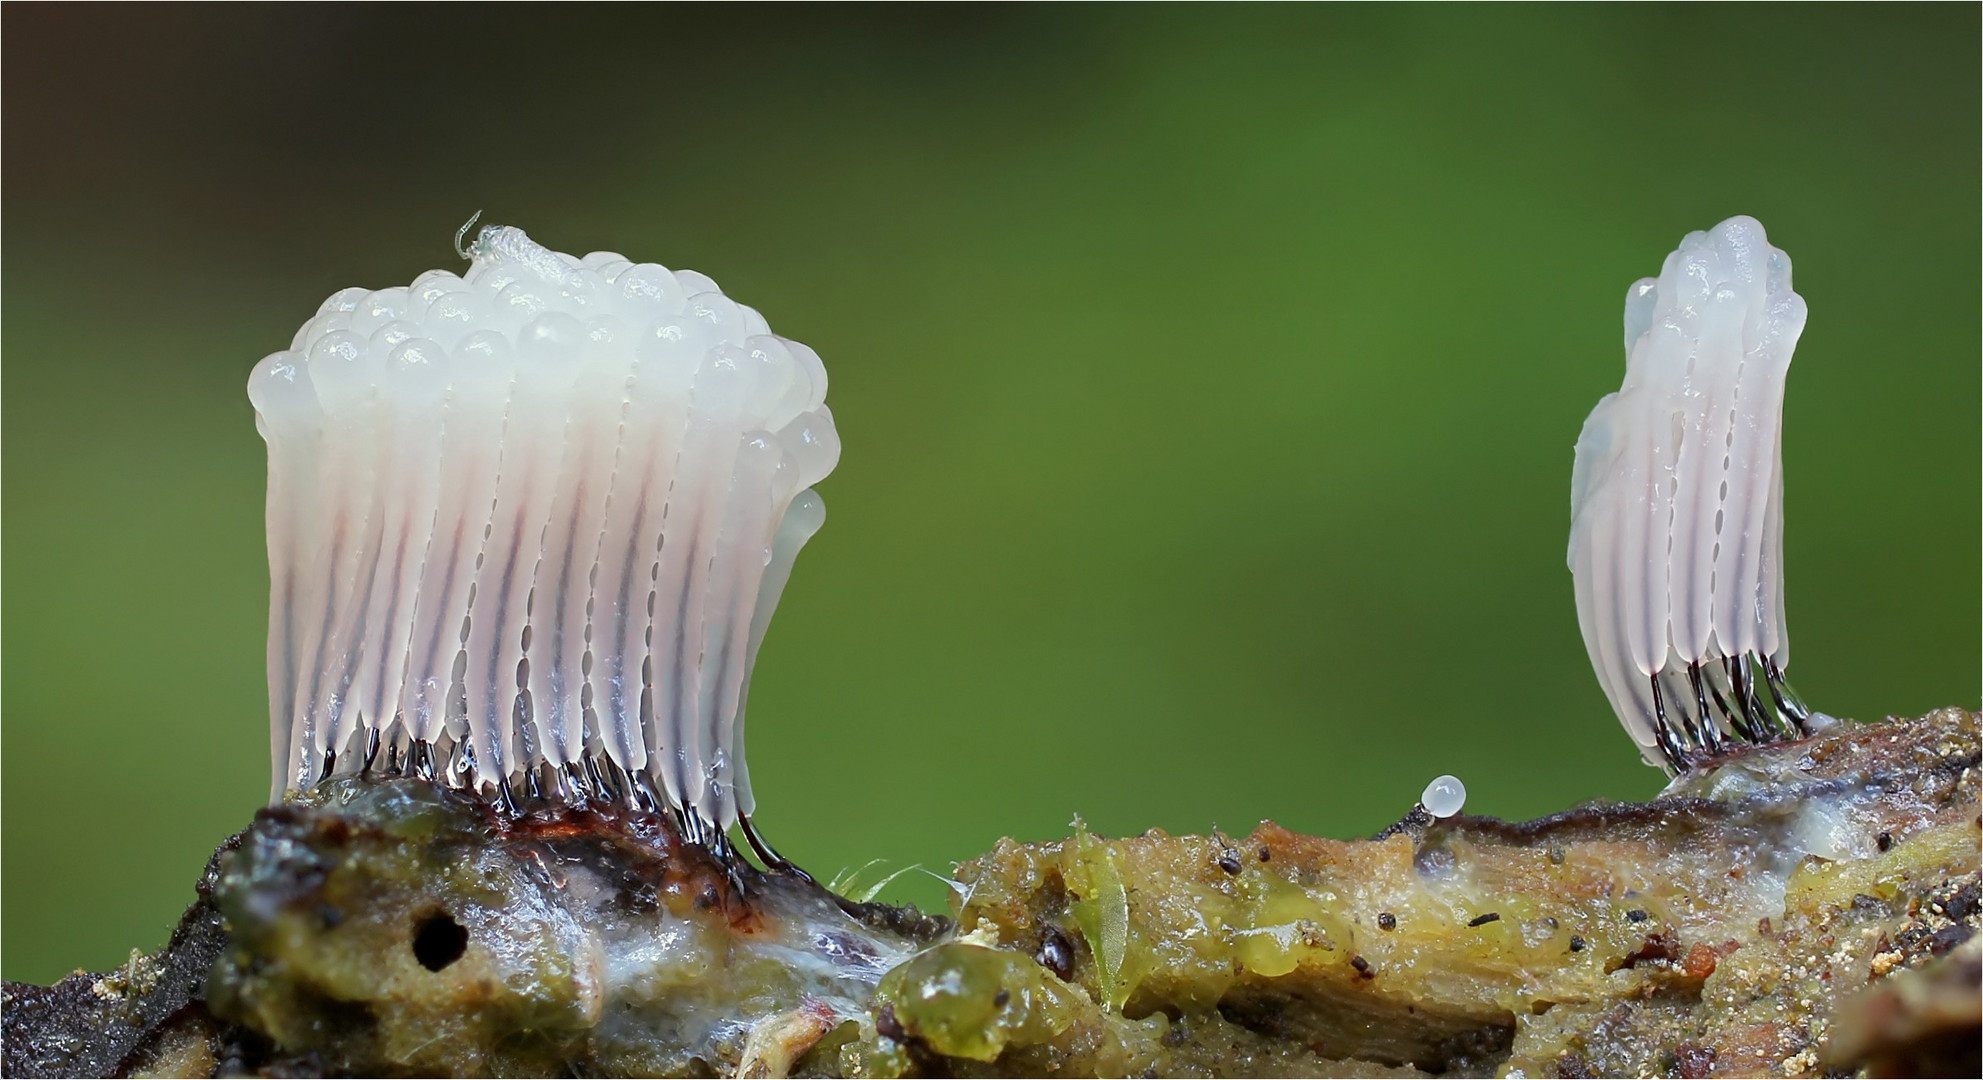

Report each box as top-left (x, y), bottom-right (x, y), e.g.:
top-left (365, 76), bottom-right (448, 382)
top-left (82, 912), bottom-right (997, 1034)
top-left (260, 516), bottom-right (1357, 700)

top-left (1569, 215), bottom-right (1815, 772)
top-left (249, 224), bottom-right (838, 839)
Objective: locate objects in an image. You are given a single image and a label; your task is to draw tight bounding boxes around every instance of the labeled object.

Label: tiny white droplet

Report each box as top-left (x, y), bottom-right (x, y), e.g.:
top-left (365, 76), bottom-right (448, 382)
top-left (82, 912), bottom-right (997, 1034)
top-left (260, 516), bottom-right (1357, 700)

top-left (1421, 774), bottom-right (1466, 818)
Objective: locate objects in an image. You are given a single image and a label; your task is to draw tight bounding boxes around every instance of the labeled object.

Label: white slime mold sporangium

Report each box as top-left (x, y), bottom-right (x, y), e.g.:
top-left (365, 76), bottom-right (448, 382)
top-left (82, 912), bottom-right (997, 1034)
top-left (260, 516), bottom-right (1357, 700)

top-left (1420, 775), bottom-right (1466, 819)
top-left (1568, 215), bottom-right (1813, 773)
top-left (250, 223), bottom-right (838, 845)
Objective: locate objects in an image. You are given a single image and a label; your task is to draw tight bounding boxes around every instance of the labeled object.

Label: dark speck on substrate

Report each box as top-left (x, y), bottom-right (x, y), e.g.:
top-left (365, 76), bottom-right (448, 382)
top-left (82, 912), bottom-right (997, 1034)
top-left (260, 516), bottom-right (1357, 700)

top-left (1036, 925), bottom-right (1075, 982)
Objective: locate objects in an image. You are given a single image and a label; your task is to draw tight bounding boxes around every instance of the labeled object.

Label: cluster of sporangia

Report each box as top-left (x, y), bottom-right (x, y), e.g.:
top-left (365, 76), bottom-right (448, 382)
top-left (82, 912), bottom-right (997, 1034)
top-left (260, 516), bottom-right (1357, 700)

top-left (250, 215), bottom-right (1812, 867)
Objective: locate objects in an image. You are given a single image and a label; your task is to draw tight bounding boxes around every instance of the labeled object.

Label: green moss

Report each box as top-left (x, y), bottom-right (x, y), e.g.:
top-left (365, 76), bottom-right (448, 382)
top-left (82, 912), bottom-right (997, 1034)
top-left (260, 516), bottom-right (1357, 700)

top-left (1064, 819), bottom-right (1160, 1013)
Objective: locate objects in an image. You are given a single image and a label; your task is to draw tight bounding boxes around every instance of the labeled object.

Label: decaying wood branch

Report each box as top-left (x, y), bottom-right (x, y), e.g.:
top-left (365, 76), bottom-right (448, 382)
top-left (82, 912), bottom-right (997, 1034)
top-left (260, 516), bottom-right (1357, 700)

top-left (5, 709), bottom-right (1977, 1078)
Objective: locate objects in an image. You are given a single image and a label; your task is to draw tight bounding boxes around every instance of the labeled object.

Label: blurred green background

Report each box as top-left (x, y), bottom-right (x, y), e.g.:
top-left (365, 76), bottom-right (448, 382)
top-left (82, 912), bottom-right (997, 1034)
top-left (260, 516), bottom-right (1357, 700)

top-left (4, 6), bottom-right (1976, 984)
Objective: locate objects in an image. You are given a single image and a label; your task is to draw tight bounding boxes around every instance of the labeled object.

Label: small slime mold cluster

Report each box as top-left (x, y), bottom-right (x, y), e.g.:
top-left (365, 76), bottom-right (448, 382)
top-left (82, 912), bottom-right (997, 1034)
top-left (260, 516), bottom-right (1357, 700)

top-left (249, 224), bottom-right (838, 846)
top-left (1568, 215), bottom-right (1814, 772)
top-left (1419, 774), bottom-right (1466, 819)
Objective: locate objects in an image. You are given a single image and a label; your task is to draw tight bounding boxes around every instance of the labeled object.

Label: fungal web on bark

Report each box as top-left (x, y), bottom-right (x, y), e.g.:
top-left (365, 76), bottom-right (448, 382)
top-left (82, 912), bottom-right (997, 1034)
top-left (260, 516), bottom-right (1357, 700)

top-left (249, 224), bottom-right (838, 853)
top-left (1568, 215), bottom-right (1814, 773)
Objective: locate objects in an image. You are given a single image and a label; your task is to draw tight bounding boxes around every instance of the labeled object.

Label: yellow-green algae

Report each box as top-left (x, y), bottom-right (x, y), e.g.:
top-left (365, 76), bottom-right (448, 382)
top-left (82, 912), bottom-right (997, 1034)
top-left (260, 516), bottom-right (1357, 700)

top-left (941, 708), bottom-right (1979, 1076)
top-left (877, 943), bottom-right (1081, 1061)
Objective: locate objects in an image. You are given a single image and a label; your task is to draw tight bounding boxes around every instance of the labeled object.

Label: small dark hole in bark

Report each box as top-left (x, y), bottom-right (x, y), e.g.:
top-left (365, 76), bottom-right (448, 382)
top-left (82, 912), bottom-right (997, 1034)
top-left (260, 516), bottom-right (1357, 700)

top-left (413, 912), bottom-right (468, 971)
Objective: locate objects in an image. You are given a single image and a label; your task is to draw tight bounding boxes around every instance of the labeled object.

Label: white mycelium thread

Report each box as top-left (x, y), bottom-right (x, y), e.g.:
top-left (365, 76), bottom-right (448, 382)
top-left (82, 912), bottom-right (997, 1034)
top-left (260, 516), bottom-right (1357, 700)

top-left (1569, 215), bottom-right (1811, 772)
top-left (250, 225), bottom-right (839, 836)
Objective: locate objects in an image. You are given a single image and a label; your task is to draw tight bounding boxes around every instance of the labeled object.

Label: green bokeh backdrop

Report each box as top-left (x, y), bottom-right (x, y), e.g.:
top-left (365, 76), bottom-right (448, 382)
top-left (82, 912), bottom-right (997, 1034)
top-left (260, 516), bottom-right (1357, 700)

top-left (4, 7), bottom-right (1976, 984)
